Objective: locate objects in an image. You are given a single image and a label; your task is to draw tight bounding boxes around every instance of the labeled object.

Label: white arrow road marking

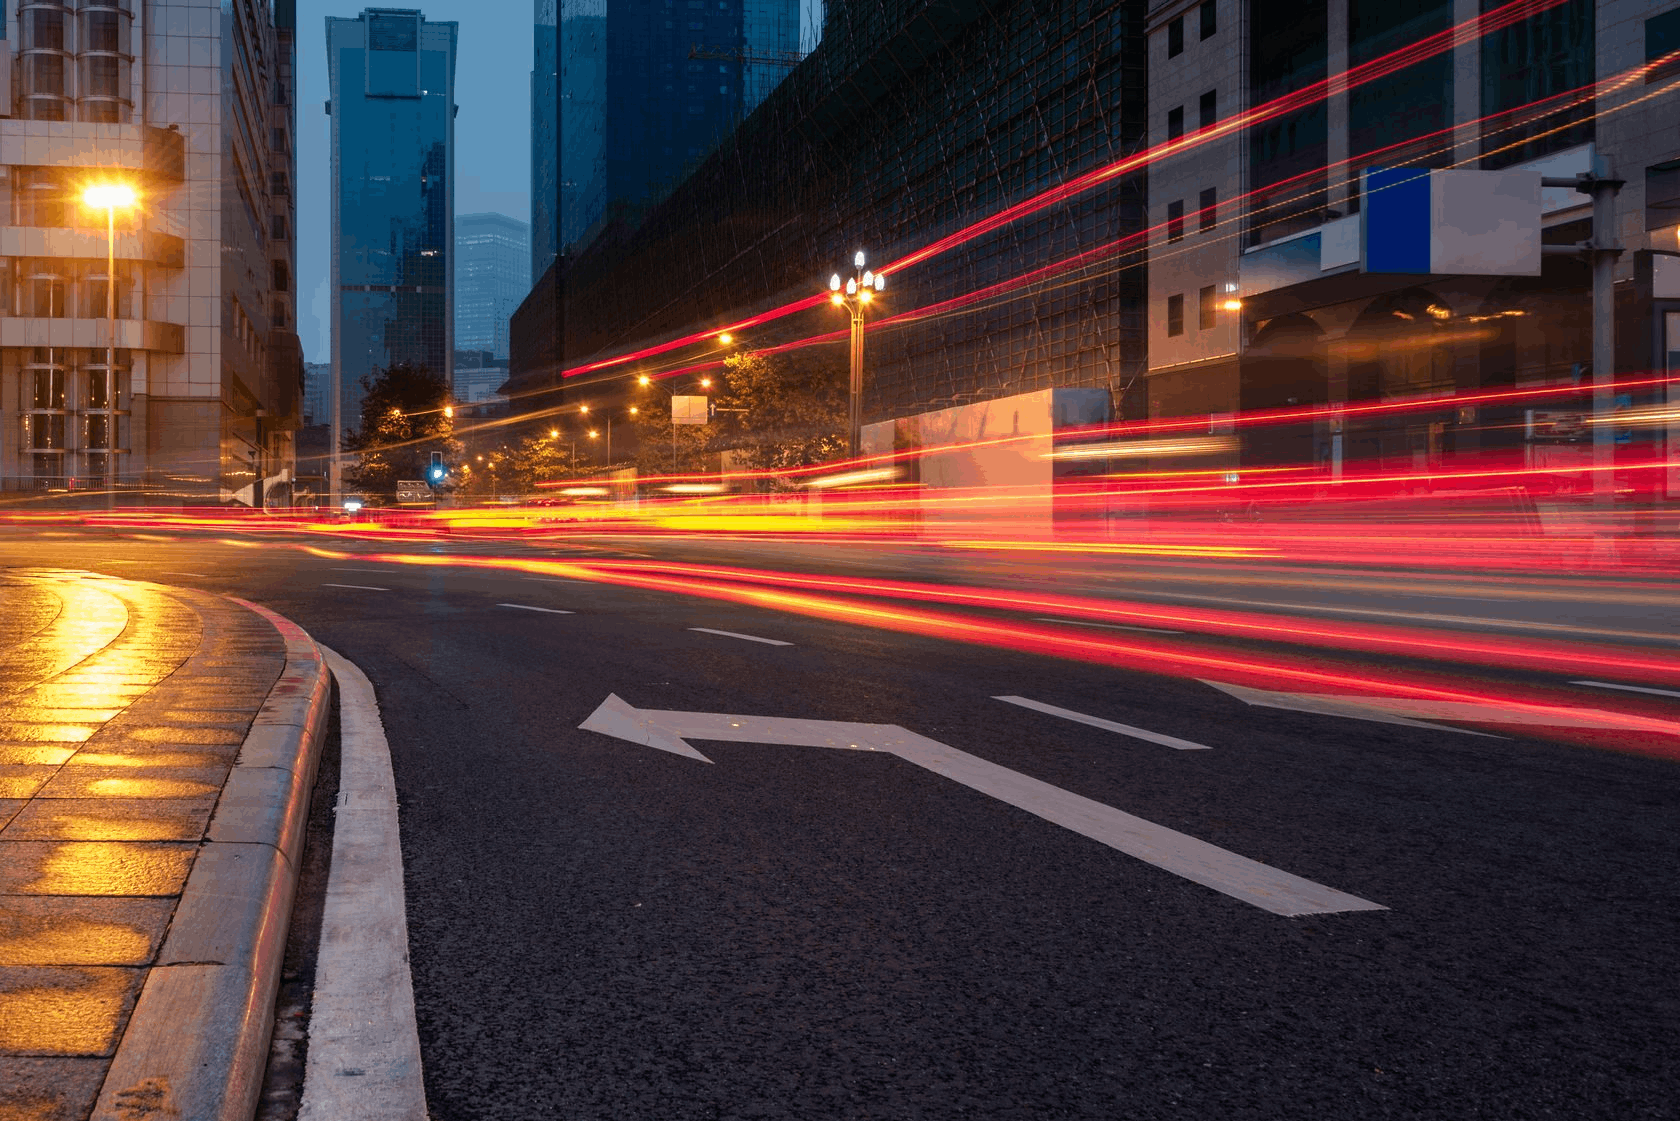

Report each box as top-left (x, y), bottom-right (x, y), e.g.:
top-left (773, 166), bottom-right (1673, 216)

top-left (579, 694), bottom-right (1381, 917)
top-left (688, 627), bottom-right (793, 646)
top-left (995, 695), bottom-right (1212, 750)
top-left (321, 583), bottom-right (389, 592)
top-left (1031, 616), bottom-right (1184, 635)
top-left (498, 602), bottom-right (576, 614)
top-left (1205, 680), bottom-right (1640, 732)
top-left (1573, 680), bottom-right (1680, 700)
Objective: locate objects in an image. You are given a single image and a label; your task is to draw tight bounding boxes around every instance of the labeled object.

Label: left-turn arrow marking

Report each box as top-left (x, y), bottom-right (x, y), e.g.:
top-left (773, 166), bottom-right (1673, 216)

top-left (579, 694), bottom-right (1384, 918)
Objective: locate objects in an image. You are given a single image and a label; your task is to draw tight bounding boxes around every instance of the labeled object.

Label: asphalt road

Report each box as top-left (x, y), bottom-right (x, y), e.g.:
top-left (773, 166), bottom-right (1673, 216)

top-left (7, 528), bottom-right (1678, 1120)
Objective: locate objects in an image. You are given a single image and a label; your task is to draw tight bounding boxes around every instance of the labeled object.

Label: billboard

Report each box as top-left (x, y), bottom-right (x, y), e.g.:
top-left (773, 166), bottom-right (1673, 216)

top-left (1363, 168), bottom-right (1543, 276)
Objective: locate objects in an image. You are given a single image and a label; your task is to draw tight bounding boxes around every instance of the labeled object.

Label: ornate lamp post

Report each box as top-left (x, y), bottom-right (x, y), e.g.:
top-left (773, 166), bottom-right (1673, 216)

top-left (828, 250), bottom-right (885, 456)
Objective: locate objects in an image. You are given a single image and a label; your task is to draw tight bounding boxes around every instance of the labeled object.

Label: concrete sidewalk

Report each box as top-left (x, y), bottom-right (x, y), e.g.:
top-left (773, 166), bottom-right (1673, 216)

top-left (0, 568), bottom-right (330, 1121)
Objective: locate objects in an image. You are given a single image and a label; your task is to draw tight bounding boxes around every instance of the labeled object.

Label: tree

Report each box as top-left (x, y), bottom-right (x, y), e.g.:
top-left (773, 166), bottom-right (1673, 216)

top-left (455, 429), bottom-right (588, 499)
top-left (344, 362), bottom-right (460, 498)
top-left (641, 348), bottom-right (847, 475)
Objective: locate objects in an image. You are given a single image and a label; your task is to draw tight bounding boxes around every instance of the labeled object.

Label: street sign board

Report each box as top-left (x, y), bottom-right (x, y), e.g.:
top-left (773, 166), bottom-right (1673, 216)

top-left (672, 395), bottom-right (709, 425)
top-left (396, 480), bottom-right (432, 504)
top-left (1363, 168), bottom-right (1542, 276)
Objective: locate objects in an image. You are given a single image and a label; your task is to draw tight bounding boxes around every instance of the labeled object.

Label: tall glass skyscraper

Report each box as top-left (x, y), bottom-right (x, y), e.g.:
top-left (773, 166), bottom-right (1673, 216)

top-left (532, 0), bottom-right (561, 283)
top-left (544, 0), bottom-right (802, 260)
top-left (326, 7), bottom-right (458, 489)
top-left (455, 213), bottom-right (531, 364)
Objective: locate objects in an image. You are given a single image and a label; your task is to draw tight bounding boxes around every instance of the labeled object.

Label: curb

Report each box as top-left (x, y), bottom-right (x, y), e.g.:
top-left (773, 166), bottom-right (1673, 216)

top-left (91, 598), bottom-right (332, 1121)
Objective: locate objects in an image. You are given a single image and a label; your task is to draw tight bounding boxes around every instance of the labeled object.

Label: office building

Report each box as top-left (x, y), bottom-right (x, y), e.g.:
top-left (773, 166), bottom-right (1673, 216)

top-left (532, 0), bottom-right (559, 281)
top-left (1144, 0), bottom-right (1680, 474)
top-left (303, 360), bottom-right (330, 426)
top-left (507, 0), bottom-right (1148, 423)
top-left (553, 0), bottom-right (803, 258)
top-left (0, 0), bottom-right (303, 503)
top-left (326, 6), bottom-right (457, 494)
top-left (455, 212), bottom-right (529, 369)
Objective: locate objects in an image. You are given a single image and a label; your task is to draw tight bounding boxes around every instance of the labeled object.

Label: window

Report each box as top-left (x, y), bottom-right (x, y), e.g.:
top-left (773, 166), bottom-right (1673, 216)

top-left (1167, 294), bottom-right (1185, 336)
top-left (1200, 90), bottom-right (1217, 130)
top-left (1199, 286), bottom-right (1217, 330)
top-left (1200, 0), bottom-right (1217, 40)
top-left (1168, 16), bottom-right (1184, 57)
top-left (272, 260), bottom-right (290, 292)
top-left (272, 214), bottom-right (289, 240)
top-left (1167, 199), bottom-right (1185, 241)
top-left (1167, 106), bottom-right (1184, 140)
top-left (1647, 159), bottom-right (1680, 231)
top-left (1650, 7), bottom-right (1680, 81)
top-left (1199, 187), bottom-right (1218, 230)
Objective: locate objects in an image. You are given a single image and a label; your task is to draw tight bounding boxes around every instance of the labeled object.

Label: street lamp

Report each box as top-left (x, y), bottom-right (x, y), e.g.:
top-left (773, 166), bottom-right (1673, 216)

top-left (828, 249), bottom-right (885, 456)
top-left (84, 183), bottom-right (137, 507)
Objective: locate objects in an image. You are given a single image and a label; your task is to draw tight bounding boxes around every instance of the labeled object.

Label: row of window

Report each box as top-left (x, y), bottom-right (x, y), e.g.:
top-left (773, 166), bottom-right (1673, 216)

top-left (1164, 187), bottom-right (1219, 241)
top-left (1166, 1), bottom-right (1218, 58)
top-left (1164, 286), bottom-right (1227, 337)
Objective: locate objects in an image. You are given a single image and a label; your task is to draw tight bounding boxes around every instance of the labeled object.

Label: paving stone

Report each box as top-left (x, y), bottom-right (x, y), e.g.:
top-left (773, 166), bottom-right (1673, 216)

top-left (0, 746), bottom-right (79, 766)
top-left (34, 767), bottom-right (226, 801)
top-left (0, 842), bottom-right (196, 896)
top-left (0, 899), bottom-right (175, 966)
top-left (0, 768), bottom-right (56, 800)
top-left (0, 801), bottom-right (23, 831)
top-left (1, 798), bottom-right (215, 842)
top-left (0, 1055), bottom-right (110, 1120)
top-left (0, 966), bottom-right (145, 1056)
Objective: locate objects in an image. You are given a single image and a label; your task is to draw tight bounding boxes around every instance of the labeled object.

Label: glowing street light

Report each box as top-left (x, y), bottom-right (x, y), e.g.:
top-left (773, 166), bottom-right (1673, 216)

top-left (827, 248), bottom-right (885, 455)
top-left (83, 183), bottom-right (138, 508)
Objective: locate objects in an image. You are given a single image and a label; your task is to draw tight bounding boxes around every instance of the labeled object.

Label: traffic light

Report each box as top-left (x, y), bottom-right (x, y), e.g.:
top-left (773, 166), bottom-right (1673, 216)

top-left (427, 450), bottom-right (447, 486)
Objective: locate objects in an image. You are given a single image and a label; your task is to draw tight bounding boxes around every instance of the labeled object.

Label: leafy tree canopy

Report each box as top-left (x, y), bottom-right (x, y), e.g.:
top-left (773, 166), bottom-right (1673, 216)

top-left (344, 362), bottom-right (460, 498)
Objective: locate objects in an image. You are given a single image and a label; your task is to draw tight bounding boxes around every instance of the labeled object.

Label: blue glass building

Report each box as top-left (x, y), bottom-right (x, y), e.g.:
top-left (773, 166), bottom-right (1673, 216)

top-left (326, 7), bottom-right (458, 465)
top-left (548, 0), bottom-right (802, 257)
top-left (532, 0), bottom-right (561, 282)
top-left (455, 213), bottom-right (531, 364)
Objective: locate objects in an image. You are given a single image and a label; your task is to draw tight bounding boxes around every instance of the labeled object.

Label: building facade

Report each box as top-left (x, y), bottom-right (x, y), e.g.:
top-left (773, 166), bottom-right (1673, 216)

top-left (555, 0), bottom-right (803, 257)
top-left (326, 6), bottom-right (457, 492)
top-left (0, 0), bottom-right (303, 503)
top-left (455, 211), bottom-right (529, 369)
top-left (508, 0), bottom-right (1148, 432)
top-left (1144, 0), bottom-right (1680, 476)
top-left (532, 0), bottom-right (558, 282)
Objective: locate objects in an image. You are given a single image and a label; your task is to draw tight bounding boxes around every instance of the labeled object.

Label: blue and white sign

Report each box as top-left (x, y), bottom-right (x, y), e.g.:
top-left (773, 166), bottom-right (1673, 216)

top-left (1362, 168), bottom-right (1543, 276)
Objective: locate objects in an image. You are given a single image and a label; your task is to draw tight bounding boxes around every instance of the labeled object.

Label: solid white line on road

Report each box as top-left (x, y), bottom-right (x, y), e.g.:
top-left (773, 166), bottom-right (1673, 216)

top-left (302, 647), bottom-right (429, 1121)
top-left (1572, 679), bottom-right (1680, 700)
top-left (321, 583), bottom-right (389, 592)
top-left (689, 627), bottom-right (794, 646)
top-left (995, 695), bottom-right (1213, 750)
top-left (498, 602), bottom-right (576, 614)
top-left (1031, 616), bottom-right (1184, 635)
top-left (162, 571), bottom-right (212, 578)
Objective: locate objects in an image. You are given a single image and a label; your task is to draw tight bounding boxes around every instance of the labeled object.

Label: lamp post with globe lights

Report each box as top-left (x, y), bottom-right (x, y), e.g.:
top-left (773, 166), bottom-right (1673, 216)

top-left (828, 250), bottom-right (884, 456)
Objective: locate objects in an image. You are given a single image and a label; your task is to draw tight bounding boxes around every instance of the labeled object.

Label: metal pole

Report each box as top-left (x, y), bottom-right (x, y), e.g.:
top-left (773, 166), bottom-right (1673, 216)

top-left (848, 307), bottom-right (864, 456)
top-left (607, 415), bottom-right (612, 466)
top-left (1587, 166), bottom-right (1622, 509)
top-left (106, 204), bottom-right (116, 511)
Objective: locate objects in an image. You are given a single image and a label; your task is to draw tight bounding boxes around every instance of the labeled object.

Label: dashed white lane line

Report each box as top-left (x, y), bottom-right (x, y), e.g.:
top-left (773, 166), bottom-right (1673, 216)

top-left (321, 583), bottom-right (389, 592)
top-left (498, 602), bottom-right (575, 614)
top-left (162, 571), bottom-right (212, 578)
top-left (1031, 616), bottom-right (1184, 635)
top-left (1573, 679), bottom-right (1680, 700)
top-left (689, 627), bottom-right (794, 646)
top-left (304, 648), bottom-right (428, 1119)
top-left (995, 695), bottom-right (1214, 750)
